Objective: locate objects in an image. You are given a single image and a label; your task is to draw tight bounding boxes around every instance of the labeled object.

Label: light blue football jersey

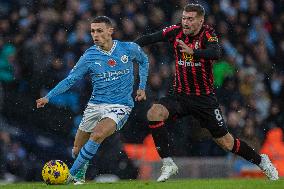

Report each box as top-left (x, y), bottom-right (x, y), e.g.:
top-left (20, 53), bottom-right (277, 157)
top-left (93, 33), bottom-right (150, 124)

top-left (45, 40), bottom-right (149, 107)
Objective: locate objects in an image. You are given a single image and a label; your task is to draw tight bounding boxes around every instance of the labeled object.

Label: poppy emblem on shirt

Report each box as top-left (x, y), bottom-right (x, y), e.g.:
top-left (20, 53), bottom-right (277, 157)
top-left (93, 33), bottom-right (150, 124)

top-left (121, 55), bottom-right (128, 63)
top-left (108, 59), bottom-right (116, 67)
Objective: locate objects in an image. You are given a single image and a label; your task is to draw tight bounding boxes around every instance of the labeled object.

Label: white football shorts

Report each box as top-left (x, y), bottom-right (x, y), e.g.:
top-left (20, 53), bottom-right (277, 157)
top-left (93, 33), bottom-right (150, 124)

top-left (78, 103), bottom-right (132, 133)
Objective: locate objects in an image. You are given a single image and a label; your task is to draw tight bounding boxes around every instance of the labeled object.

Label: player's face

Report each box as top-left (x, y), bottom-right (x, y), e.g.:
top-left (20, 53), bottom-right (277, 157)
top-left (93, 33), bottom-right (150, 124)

top-left (181, 11), bottom-right (204, 35)
top-left (90, 23), bottom-right (114, 47)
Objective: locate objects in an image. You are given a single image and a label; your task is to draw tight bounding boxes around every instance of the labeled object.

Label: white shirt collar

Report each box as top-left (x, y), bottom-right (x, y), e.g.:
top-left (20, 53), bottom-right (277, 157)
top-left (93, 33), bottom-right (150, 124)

top-left (95, 40), bottom-right (117, 55)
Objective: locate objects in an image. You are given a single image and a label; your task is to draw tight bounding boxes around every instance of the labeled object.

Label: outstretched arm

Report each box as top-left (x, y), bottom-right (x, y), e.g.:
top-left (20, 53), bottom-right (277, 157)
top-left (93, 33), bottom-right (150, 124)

top-left (135, 24), bottom-right (181, 47)
top-left (36, 54), bottom-right (89, 108)
top-left (134, 31), bottom-right (164, 47)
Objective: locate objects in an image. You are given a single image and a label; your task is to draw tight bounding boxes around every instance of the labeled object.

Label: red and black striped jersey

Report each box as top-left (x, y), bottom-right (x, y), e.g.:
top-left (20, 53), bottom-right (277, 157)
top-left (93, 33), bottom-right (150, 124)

top-left (162, 24), bottom-right (220, 96)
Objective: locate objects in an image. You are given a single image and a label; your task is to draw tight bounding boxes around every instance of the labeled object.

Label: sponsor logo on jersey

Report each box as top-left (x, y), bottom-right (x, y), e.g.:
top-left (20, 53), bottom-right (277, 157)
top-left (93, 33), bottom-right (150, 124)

top-left (95, 69), bottom-right (130, 81)
top-left (179, 53), bottom-right (201, 67)
top-left (121, 55), bottom-right (128, 63)
top-left (108, 59), bottom-right (116, 67)
top-left (178, 60), bottom-right (201, 67)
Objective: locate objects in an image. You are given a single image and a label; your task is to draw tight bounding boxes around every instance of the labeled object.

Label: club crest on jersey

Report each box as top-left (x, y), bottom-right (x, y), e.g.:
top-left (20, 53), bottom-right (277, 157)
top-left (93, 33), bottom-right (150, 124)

top-left (208, 36), bottom-right (218, 42)
top-left (121, 55), bottom-right (128, 63)
top-left (206, 31), bottom-right (218, 42)
top-left (108, 59), bottom-right (116, 67)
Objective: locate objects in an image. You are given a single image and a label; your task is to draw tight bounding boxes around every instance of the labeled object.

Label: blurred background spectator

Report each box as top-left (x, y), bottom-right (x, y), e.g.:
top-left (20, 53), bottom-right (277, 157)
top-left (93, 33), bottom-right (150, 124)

top-left (0, 0), bottom-right (283, 182)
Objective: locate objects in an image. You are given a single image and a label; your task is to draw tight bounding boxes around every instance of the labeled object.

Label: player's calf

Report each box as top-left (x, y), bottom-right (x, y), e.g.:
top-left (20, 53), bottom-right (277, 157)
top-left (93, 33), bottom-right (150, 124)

top-left (147, 104), bottom-right (171, 158)
top-left (230, 137), bottom-right (262, 165)
top-left (69, 140), bottom-right (100, 177)
top-left (215, 133), bottom-right (279, 180)
top-left (230, 138), bottom-right (279, 180)
top-left (215, 133), bottom-right (262, 165)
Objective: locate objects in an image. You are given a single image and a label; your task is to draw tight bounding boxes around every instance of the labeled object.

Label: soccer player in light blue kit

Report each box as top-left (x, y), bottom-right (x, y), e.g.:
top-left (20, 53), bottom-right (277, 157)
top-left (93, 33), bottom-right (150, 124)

top-left (36, 16), bottom-right (149, 184)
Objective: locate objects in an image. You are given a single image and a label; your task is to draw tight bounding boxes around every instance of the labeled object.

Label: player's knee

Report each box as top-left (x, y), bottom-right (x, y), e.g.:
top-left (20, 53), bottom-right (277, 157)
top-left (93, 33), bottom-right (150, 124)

top-left (214, 133), bottom-right (234, 151)
top-left (90, 131), bottom-right (106, 143)
top-left (147, 104), bottom-right (169, 121)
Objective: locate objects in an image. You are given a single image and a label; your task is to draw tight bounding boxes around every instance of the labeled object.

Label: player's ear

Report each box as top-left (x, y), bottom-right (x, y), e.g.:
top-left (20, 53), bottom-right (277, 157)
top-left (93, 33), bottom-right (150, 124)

top-left (109, 27), bottom-right (114, 35)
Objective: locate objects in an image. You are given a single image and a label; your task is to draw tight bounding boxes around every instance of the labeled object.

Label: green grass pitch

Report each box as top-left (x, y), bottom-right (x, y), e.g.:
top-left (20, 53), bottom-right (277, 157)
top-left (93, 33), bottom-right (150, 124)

top-left (1, 179), bottom-right (283, 189)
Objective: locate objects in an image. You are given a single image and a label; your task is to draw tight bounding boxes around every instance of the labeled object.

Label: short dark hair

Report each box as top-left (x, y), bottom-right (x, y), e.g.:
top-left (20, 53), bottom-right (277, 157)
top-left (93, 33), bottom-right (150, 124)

top-left (183, 4), bottom-right (205, 17)
top-left (92, 16), bottom-right (113, 27)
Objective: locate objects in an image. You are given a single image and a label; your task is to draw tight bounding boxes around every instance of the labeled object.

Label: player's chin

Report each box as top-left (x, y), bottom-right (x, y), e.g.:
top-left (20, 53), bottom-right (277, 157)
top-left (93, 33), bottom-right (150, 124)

top-left (183, 30), bottom-right (191, 35)
top-left (94, 41), bottom-right (102, 46)
top-left (183, 29), bottom-right (194, 35)
top-left (183, 28), bottom-right (189, 32)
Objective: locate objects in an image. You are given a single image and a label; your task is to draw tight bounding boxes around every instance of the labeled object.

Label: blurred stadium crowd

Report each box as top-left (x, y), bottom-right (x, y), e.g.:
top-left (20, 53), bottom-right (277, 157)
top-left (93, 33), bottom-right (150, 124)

top-left (0, 0), bottom-right (284, 182)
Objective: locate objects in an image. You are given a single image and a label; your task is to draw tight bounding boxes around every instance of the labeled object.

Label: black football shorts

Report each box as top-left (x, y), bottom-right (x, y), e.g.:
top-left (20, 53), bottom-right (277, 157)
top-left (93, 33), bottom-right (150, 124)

top-left (158, 94), bottom-right (228, 138)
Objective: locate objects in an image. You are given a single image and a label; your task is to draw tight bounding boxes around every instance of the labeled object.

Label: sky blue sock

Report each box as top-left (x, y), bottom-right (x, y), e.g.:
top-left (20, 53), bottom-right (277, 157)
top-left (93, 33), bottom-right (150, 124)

top-left (69, 140), bottom-right (100, 176)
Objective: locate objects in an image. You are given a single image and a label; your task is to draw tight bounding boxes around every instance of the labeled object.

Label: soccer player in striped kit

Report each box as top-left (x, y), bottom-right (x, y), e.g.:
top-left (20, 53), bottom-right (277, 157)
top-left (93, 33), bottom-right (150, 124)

top-left (135, 3), bottom-right (278, 182)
